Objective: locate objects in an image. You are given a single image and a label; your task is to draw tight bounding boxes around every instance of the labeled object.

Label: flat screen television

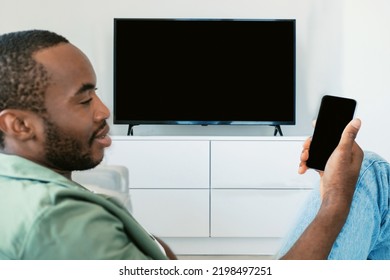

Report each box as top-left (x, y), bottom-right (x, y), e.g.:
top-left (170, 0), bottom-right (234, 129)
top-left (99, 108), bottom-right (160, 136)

top-left (114, 18), bottom-right (296, 135)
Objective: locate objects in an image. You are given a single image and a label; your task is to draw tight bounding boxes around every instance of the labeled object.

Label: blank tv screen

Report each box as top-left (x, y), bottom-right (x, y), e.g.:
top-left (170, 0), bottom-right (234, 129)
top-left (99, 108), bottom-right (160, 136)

top-left (114, 18), bottom-right (296, 126)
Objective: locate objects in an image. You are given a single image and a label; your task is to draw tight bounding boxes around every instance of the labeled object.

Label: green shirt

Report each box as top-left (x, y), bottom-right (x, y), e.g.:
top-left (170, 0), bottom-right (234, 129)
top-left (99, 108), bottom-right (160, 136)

top-left (0, 153), bottom-right (168, 260)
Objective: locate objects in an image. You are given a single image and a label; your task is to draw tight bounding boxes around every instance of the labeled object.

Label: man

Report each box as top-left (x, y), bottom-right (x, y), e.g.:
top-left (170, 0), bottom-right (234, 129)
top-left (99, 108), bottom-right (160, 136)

top-left (0, 29), bottom-right (386, 259)
top-left (0, 29), bottom-right (175, 260)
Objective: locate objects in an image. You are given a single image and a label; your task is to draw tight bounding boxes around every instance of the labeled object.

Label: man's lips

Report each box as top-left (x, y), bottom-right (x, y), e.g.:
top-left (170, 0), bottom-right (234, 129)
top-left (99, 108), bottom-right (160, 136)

top-left (93, 124), bottom-right (112, 147)
top-left (95, 124), bottom-right (109, 139)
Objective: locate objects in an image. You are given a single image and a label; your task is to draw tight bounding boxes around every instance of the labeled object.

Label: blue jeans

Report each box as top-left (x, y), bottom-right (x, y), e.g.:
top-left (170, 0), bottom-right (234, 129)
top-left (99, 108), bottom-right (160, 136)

top-left (277, 151), bottom-right (390, 259)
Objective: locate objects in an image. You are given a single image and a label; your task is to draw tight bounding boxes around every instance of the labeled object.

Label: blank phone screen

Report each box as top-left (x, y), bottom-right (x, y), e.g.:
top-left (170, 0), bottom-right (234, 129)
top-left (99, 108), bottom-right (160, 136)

top-left (306, 95), bottom-right (356, 171)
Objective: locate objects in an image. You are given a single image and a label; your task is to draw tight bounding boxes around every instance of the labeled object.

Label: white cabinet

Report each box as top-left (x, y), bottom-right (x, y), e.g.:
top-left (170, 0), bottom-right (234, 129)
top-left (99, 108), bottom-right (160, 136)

top-left (211, 140), bottom-right (315, 189)
top-left (130, 189), bottom-right (209, 237)
top-left (104, 139), bottom-right (210, 238)
top-left (105, 140), bottom-right (210, 188)
top-left (104, 136), bottom-right (319, 255)
top-left (211, 189), bottom-right (311, 237)
top-left (210, 139), bottom-right (317, 240)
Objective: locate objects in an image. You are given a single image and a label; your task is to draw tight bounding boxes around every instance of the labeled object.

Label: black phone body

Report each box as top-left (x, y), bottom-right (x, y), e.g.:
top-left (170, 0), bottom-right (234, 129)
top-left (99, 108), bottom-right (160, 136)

top-left (306, 95), bottom-right (357, 171)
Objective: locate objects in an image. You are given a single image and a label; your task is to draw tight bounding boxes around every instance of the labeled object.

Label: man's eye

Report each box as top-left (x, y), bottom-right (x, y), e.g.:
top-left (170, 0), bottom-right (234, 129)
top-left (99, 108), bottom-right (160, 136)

top-left (80, 98), bottom-right (93, 105)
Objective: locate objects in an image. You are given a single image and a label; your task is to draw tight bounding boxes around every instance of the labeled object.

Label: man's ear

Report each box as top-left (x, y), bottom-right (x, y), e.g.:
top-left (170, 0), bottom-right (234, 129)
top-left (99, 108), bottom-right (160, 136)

top-left (0, 109), bottom-right (38, 141)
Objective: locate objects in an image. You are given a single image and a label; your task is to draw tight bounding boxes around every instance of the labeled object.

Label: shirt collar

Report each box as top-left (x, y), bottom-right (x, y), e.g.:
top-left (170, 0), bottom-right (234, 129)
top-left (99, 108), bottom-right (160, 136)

top-left (0, 152), bottom-right (77, 189)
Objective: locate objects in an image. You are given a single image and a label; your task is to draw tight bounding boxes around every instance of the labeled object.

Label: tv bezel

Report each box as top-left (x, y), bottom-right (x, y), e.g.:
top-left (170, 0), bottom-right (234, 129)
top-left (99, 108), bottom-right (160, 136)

top-left (113, 18), bottom-right (296, 128)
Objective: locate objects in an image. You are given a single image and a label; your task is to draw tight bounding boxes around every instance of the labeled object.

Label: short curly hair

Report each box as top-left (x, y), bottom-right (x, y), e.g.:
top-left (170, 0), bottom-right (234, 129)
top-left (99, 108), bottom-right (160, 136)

top-left (0, 29), bottom-right (69, 148)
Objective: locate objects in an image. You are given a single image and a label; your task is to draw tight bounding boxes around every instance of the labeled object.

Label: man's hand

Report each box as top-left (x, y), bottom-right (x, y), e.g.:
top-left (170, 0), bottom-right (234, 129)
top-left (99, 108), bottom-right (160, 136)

top-left (154, 236), bottom-right (178, 260)
top-left (281, 118), bottom-right (363, 259)
top-left (321, 118), bottom-right (364, 204)
top-left (299, 118), bottom-right (363, 200)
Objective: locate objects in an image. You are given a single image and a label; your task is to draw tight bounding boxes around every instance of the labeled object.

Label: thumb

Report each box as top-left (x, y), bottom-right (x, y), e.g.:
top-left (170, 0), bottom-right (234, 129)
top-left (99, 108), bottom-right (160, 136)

top-left (338, 118), bottom-right (361, 148)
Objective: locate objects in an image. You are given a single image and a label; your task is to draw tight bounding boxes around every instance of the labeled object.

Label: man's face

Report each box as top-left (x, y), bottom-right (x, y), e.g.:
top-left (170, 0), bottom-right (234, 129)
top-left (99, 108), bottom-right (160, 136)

top-left (34, 43), bottom-right (111, 172)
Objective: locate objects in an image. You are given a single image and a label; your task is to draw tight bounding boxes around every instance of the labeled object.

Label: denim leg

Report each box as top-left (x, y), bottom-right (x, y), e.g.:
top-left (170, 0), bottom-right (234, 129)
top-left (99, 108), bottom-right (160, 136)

top-left (277, 151), bottom-right (390, 259)
top-left (276, 177), bottom-right (321, 258)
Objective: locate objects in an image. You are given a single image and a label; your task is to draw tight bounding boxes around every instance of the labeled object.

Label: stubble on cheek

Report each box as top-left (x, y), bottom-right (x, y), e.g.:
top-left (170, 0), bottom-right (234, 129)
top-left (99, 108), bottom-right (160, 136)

top-left (43, 119), bottom-right (97, 171)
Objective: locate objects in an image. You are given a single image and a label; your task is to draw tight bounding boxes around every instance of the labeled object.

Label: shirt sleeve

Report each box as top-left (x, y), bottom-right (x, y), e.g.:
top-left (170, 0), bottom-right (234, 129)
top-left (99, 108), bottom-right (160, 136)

top-left (21, 196), bottom-right (159, 260)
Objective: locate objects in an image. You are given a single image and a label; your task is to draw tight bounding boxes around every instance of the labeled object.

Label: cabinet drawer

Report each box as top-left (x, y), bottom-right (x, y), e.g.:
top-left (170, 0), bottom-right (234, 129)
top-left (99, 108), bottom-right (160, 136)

top-left (130, 189), bottom-right (209, 237)
top-left (211, 140), bottom-right (318, 189)
top-left (105, 140), bottom-right (210, 188)
top-left (211, 189), bottom-right (312, 237)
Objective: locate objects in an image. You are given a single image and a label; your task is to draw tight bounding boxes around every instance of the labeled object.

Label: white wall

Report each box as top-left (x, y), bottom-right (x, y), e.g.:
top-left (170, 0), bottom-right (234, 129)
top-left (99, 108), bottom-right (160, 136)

top-left (342, 0), bottom-right (390, 161)
top-left (1, 0), bottom-right (389, 160)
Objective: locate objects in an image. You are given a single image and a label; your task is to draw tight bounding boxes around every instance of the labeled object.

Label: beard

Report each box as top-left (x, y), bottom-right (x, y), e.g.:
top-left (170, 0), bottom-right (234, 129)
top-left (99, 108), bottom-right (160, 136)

top-left (42, 117), bottom-right (103, 171)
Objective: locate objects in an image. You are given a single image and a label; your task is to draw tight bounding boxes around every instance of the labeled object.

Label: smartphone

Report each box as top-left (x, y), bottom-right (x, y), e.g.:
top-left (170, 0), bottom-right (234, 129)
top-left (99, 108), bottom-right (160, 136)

top-left (306, 95), bottom-right (357, 171)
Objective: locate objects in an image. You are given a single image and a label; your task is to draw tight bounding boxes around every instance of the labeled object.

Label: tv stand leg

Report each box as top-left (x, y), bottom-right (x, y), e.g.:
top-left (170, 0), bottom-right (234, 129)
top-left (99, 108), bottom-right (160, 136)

top-left (127, 124), bottom-right (136, 136)
top-left (273, 125), bottom-right (283, 136)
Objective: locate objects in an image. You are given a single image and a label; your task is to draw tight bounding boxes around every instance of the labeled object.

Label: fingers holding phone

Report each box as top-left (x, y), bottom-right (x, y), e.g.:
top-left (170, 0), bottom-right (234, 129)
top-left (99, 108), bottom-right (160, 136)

top-left (298, 136), bottom-right (312, 175)
top-left (320, 118), bottom-right (363, 200)
top-left (299, 95), bottom-right (363, 201)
